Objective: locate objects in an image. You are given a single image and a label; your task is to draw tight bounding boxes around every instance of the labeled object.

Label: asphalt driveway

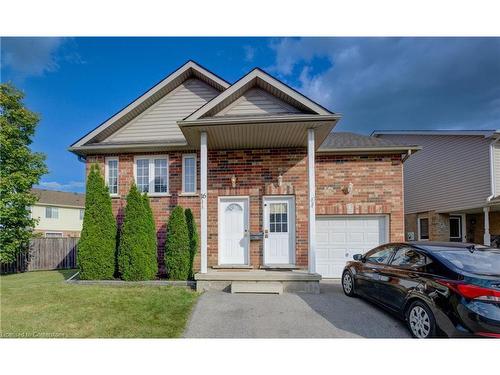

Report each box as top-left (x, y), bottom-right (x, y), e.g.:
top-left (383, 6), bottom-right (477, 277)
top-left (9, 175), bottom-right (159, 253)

top-left (184, 280), bottom-right (411, 338)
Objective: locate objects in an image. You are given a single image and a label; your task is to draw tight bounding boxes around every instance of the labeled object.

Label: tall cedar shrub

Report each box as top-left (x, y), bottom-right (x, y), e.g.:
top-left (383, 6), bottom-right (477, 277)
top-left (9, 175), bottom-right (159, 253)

top-left (185, 208), bottom-right (199, 279)
top-left (118, 184), bottom-right (157, 280)
top-left (78, 164), bottom-right (116, 279)
top-left (142, 193), bottom-right (158, 276)
top-left (165, 206), bottom-right (190, 280)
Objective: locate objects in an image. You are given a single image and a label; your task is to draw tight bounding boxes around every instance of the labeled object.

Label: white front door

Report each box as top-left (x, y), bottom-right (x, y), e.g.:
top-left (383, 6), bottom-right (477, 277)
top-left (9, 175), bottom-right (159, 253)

top-left (219, 197), bottom-right (249, 265)
top-left (263, 196), bottom-right (295, 265)
top-left (316, 216), bottom-right (388, 278)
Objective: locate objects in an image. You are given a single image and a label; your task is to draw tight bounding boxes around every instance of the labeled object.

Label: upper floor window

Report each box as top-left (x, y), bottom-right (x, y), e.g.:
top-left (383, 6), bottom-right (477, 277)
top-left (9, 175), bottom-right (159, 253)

top-left (182, 154), bottom-right (197, 194)
top-left (45, 206), bottom-right (59, 219)
top-left (418, 218), bottom-right (429, 240)
top-left (79, 209), bottom-right (84, 220)
top-left (135, 156), bottom-right (168, 194)
top-left (105, 157), bottom-right (119, 196)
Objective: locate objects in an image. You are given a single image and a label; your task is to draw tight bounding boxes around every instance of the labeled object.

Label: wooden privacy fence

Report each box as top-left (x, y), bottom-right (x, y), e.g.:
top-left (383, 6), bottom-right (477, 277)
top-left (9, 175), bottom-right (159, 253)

top-left (0, 237), bottom-right (78, 274)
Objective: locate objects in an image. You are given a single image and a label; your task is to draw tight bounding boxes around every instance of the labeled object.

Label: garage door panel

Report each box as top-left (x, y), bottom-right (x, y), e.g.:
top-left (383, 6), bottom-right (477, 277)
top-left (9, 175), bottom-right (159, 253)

top-left (315, 216), bottom-right (388, 278)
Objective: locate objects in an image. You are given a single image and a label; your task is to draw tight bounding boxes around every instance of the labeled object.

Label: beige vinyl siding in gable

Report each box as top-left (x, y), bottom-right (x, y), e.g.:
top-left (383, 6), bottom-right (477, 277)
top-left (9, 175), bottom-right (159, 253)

top-left (106, 79), bottom-right (219, 143)
top-left (215, 88), bottom-right (302, 117)
top-left (379, 134), bottom-right (492, 213)
top-left (494, 143), bottom-right (500, 196)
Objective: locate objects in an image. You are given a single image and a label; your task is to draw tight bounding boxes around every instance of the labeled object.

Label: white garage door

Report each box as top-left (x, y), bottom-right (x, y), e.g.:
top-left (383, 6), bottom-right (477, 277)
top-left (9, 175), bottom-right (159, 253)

top-left (316, 216), bottom-right (388, 278)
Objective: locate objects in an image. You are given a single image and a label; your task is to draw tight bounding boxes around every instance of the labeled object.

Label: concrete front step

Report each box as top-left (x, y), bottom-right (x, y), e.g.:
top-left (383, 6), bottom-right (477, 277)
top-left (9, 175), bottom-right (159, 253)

top-left (195, 270), bottom-right (321, 294)
top-left (231, 281), bottom-right (283, 295)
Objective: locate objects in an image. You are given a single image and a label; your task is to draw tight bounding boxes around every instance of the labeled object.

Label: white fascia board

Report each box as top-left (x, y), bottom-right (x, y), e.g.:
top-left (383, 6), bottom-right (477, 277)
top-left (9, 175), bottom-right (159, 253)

top-left (71, 61), bottom-right (229, 148)
top-left (184, 69), bottom-right (333, 121)
top-left (179, 114), bottom-right (340, 128)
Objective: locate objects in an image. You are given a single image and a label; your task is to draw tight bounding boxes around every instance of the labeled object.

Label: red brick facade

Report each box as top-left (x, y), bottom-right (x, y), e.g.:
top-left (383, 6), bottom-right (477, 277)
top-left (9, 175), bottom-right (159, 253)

top-left (86, 149), bottom-right (405, 275)
top-left (316, 154), bottom-right (405, 242)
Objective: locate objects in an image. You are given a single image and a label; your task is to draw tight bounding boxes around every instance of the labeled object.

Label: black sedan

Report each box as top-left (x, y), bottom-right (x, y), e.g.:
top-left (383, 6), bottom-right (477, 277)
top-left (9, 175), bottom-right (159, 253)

top-left (341, 242), bottom-right (500, 338)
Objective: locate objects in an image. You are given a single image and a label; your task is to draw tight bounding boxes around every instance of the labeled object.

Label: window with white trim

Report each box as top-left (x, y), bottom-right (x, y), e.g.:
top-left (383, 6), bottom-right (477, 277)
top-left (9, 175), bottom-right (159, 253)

top-left (79, 209), bottom-right (84, 220)
top-left (45, 206), bottom-right (59, 219)
top-left (135, 156), bottom-right (168, 194)
top-left (418, 217), bottom-right (429, 240)
top-left (105, 157), bottom-right (119, 195)
top-left (182, 154), bottom-right (196, 193)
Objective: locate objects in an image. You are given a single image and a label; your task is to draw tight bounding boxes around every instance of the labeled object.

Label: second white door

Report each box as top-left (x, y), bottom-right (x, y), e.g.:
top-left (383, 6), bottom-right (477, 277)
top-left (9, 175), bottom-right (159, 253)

top-left (263, 196), bottom-right (295, 265)
top-left (219, 197), bottom-right (249, 265)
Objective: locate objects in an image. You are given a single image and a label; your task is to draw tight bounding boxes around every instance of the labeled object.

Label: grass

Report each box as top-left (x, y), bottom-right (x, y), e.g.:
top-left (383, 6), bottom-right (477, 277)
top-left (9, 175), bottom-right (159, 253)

top-left (0, 270), bottom-right (198, 338)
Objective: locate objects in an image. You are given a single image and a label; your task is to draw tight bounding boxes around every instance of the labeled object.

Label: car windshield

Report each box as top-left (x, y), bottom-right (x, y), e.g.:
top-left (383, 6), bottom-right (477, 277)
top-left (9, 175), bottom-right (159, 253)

top-left (433, 249), bottom-right (500, 276)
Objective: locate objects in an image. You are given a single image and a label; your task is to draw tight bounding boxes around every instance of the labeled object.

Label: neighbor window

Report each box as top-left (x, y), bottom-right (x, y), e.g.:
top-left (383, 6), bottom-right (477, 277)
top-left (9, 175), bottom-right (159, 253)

top-left (182, 154), bottom-right (196, 193)
top-left (79, 209), bottom-right (84, 220)
top-left (105, 157), bottom-right (119, 195)
top-left (418, 218), bottom-right (429, 240)
top-left (45, 206), bottom-right (59, 219)
top-left (135, 156), bottom-right (168, 194)
top-left (45, 232), bottom-right (63, 238)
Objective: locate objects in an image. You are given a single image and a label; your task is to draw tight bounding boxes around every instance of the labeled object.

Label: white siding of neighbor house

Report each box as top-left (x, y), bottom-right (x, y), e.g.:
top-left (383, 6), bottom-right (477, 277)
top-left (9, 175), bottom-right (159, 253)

top-left (31, 204), bottom-right (83, 232)
top-left (378, 134), bottom-right (492, 214)
top-left (106, 79), bottom-right (219, 143)
top-left (494, 143), bottom-right (500, 196)
top-left (214, 88), bottom-right (301, 117)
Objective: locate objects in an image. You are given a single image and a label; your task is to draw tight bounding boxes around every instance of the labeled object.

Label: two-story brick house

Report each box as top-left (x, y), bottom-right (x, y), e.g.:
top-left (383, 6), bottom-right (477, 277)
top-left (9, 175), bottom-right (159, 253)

top-left (70, 61), bottom-right (418, 289)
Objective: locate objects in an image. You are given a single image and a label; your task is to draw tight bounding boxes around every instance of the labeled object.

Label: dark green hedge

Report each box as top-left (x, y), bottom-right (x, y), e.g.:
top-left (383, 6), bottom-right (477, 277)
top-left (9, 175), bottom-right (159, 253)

top-left (78, 164), bottom-right (116, 280)
top-left (185, 208), bottom-right (199, 279)
top-left (165, 206), bottom-right (190, 280)
top-left (117, 184), bottom-right (158, 280)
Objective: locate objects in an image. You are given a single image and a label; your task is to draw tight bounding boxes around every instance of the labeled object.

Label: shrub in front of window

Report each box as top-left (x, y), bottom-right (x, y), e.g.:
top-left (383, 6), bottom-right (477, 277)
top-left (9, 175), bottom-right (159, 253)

top-left (118, 184), bottom-right (158, 280)
top-left (78, 164), bottom-right (117, 280)
top-left (165, 205), bottom-right (190, 280)
top-left (185, 208), bottom-right (199, 280)
top-left (142, 192), bottom-right (158, 275)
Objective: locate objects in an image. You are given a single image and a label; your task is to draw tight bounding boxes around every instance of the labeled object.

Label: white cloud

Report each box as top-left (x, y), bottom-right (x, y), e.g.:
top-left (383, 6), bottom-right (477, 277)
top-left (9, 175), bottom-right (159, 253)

top-left (243, 45), bottom-right (256, 62)
top-left (1, 37), bottom-right (83, 78)
top-left (37, 181), bottom-right (85, 192)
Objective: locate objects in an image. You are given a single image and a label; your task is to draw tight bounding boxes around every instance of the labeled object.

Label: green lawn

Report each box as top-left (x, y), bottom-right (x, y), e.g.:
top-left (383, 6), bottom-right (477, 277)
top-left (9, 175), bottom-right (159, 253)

top-left (0, 270), bottom-right (198, 338)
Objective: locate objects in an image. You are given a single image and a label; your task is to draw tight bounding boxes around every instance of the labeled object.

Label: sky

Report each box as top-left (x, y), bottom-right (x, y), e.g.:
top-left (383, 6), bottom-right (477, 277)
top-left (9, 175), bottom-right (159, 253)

top-left (1, 37), bottom-right (500, 193)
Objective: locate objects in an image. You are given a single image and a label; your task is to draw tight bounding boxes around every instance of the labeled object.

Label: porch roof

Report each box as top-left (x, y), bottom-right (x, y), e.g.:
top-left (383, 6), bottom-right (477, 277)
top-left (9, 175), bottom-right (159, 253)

top-left (178, 114), bottom-right (340, 150)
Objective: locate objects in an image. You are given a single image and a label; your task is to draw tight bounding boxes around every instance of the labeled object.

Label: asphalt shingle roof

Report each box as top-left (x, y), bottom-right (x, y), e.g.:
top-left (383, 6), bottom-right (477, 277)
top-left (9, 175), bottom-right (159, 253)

top-left (319, 132), bottom-right (416, 150)
top-left (32, 188), bottom-right (85, 208)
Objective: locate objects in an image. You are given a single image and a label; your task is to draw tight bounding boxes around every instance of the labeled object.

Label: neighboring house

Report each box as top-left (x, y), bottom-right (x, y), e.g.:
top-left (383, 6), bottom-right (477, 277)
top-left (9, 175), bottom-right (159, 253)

top-left (373, 131), bottom-right (500, 245)
top-left (69, 60), bottom-right (418, 279)
top-left (31, 189), bottom-right (85, 238)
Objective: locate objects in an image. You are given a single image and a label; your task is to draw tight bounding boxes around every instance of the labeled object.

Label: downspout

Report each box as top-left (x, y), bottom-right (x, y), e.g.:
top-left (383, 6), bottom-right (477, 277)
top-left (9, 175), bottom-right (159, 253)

top-left (486, 136), bottom-right (499, 203)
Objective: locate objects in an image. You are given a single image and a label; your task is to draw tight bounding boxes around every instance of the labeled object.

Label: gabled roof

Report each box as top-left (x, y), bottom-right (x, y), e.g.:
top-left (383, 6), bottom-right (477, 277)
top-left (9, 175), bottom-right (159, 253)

top-left (70, 61), bottom-right (230, 149)
top-left (318, 132), bottom-right (421, 154)
top-left (32, 189), bottom-right (85, 208)
top-left (184, 68), bottom-right (334, 121)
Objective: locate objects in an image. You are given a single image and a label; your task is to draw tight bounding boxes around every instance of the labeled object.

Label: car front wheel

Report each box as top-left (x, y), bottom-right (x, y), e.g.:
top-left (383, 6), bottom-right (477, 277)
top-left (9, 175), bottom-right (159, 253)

top-left (406, 301), bottom-right (436, 338)
top-left (342, 270), bottom-right (356, 297)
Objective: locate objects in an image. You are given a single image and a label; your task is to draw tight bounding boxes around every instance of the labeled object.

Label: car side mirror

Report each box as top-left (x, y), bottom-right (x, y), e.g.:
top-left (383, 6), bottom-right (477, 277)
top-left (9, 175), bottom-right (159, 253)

top-left (353, 254), bottom-right (363, 261)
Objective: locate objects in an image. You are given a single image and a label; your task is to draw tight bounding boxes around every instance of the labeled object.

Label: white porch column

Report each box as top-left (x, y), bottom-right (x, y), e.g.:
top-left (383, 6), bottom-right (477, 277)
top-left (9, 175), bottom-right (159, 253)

top-left (200, 131), bottom-right (208, 273)
top-left (308, 128), bottom-right (316, 273)
top-left (483, 206), bottom-right (491, 246)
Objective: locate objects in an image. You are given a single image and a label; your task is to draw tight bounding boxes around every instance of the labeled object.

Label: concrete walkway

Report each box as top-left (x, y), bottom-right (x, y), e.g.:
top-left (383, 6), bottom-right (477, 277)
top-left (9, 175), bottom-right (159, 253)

top-left (184, 281), bottom-right (410, 338)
